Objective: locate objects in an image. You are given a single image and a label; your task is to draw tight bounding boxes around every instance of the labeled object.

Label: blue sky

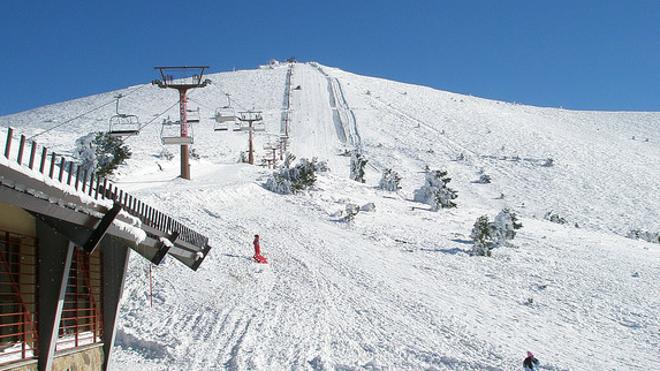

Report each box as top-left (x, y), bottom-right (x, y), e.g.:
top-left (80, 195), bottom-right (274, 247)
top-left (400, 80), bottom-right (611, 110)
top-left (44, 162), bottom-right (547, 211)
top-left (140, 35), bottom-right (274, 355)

top-left (1, 0), bottom-right (659, 115)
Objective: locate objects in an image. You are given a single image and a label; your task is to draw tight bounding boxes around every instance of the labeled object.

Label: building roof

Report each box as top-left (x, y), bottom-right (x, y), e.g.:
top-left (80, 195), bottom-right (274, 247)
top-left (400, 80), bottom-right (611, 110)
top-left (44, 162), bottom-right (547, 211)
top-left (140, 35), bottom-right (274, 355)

top-left (0, 127), bottom-right (211, 270)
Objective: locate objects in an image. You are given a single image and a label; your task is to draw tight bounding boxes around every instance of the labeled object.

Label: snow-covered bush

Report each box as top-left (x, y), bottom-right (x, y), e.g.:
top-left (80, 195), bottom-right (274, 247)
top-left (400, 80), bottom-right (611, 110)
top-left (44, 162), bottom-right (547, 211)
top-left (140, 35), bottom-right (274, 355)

top-left (342, 204), bottom-right (360, 223)
top-left (476, 174), bottom-right (492, 184)
top-left (492, 208), bottom-right (523, 244)
top-left (470, 209), bottom-right (523, 256)
top-left (626, 229), bottom-right (660, 244)
top-left (350, 151), bottom-right (367, 183)
top-left (264, 153), bottom-right (319, 194)
top-left (378, 168), bottom-right (402, 191)
top-left (470, 215), bottom-right (496, 256)
top-left (312, 157), bottom-right (330, 173)
top-left (544, 211), bottom-right (567, 224)
top-left (155, 148), bottom-right (174, 160)
top-left (413, 169), bottom-right (458, 210)
top-left (74, 132), bottom-right (131, 177)
top-left (360, 202), bottom-right (376, 212)
top-left (189, 147), bottom-right (201, 160)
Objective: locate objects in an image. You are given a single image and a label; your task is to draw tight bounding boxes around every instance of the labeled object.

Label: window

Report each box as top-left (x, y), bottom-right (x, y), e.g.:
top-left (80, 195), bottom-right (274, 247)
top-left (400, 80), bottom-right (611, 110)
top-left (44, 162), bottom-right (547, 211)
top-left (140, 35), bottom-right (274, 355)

top-left (0, 230), bottom-right (37, 364)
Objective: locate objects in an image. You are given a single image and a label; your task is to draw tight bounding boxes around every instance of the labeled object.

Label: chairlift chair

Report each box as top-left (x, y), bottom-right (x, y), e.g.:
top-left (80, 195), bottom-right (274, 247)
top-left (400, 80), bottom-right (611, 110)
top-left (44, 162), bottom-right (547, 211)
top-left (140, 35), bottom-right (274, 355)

top-left (232, 121), bottom-right (245, 132)
top-left (252, 120), bottom-right (266, 132)
top-left (213, 109), bottom-right (237, 131)
top-left (160, 117), bottom-right (194, 145)
top-left (108, 95), bottom-right (140, 137)
top-left (213, 93), bottom-right (237, 131)
top-left (186, 107), bottom-right (201, 124)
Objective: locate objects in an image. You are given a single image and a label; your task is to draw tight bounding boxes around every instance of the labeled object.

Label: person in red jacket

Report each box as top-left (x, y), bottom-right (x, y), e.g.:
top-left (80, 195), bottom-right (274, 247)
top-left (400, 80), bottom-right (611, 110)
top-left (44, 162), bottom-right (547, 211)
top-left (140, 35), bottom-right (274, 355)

top-left (253, 234), bottom-right (268, 263)
top-left (253, 234), bottom-right (261, 257)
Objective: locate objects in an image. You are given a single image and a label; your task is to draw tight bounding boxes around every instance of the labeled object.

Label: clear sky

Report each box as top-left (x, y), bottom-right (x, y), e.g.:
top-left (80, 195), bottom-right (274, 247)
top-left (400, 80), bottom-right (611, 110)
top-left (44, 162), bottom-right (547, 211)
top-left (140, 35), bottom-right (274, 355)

top-left (1, 0), bottom-right (659, 115)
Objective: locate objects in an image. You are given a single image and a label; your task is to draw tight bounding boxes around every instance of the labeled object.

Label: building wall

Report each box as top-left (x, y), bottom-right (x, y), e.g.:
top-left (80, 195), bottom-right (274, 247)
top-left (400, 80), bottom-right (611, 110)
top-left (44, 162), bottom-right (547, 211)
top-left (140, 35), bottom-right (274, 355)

top-left (1, 345), bottom-right (104, 371)
top-left (52, 345), bottom-right (104, 371)
top-left (0, 204), bottom-right (35, 238)
top-left (0, 360), bottom-right (37, 371)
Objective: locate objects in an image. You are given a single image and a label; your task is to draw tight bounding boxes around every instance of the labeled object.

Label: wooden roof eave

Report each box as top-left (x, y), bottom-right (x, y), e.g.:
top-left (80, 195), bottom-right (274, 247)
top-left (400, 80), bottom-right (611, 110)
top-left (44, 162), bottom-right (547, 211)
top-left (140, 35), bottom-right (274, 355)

top-left (0, 166), bottom-right (202, 269)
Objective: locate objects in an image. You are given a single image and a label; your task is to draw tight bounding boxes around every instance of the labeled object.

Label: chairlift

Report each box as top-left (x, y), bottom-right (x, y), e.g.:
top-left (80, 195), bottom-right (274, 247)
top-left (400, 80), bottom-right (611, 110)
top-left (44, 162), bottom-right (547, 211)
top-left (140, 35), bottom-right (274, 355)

top-left (186, 107), bottom-right (201, 124)
top-left (232, 121), bottom-right (245, 132)
top-left (237, 111), bottom-right (265, 132)
top-left (253, 120), bottom-right (266, 132)
top-left (213, 93), bottom-right (237, 131)
top-left (160, 116), bottom-right (194, 145)
top-left (108, 94), bottom-right (140, 137)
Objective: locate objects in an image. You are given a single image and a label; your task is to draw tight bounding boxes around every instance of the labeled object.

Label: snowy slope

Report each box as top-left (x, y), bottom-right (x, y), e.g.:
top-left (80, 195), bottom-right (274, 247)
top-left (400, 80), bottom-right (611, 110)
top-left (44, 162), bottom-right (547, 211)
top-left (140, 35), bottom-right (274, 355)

top-left (1, 62), bottom-right (659, 370)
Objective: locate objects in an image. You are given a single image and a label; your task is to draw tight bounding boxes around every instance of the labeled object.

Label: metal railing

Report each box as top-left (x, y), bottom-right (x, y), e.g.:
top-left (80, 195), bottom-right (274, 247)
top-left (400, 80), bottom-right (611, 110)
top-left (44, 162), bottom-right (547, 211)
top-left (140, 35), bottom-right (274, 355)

top-left (1, 127), bottom-right (209, 250)
top-left (55, 248), bottom-right (102, 351)
top-left (0, 230), bottom-right (38, 365)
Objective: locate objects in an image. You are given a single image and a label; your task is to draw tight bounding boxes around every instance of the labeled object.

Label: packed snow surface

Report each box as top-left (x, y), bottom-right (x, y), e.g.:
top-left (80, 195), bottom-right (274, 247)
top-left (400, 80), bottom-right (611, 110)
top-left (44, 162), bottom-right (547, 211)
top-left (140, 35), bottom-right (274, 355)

top-left (2, 62), bottom-right (658, 370)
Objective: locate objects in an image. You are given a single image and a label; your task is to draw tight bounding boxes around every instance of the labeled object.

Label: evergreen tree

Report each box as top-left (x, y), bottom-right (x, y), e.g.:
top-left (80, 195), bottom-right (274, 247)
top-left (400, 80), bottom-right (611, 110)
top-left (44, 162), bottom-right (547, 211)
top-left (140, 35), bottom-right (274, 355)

top-left (350, 151), bottom-right (367, 183)
top-left (74, 132), bottom-right (131, 177)
top-left (470, 215), bottom-right (496, 256)
top-left (264, 153), bottom-right (321, 194)
top-left (342, 204), bottom-right (360, 223)
top-left (378, 168), bottom-right (402, 191)
top-left (413, 169), bottom-right (458, 210)
top-left (493, 208), bottom-right (523, 244)
top-left (477, 174), bottom-right (492, 184)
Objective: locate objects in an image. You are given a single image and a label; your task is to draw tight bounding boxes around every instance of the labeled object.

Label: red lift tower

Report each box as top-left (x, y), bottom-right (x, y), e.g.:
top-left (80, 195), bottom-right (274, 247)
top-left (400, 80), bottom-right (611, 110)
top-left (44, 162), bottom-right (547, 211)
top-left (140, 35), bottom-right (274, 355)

top-left (153, 66), bottom-right (210, 180)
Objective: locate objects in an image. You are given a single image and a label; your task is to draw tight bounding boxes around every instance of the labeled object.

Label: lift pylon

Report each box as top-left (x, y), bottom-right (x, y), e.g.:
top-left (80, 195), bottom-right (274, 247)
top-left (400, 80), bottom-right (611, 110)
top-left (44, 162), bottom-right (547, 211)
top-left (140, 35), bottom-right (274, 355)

top-left (238, 111), bottom-right (263, 165)
top-left (152, 66), bottom-right (210, 180)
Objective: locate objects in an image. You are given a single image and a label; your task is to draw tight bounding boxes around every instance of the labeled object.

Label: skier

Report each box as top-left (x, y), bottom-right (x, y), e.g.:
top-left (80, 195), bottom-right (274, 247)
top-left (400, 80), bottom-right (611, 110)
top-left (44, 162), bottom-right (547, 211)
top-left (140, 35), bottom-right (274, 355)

top-left (252, 234), bottom-right (268, 264)
top-left (523, 351), bottom-right (540, 371)
top-left (253, 234), bottom-right (261, 257)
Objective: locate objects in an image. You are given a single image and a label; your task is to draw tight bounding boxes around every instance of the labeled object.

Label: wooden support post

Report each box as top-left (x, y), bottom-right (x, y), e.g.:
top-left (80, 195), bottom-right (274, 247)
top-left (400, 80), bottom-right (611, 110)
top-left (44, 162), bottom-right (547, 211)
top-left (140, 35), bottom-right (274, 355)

top-left (36, 220), bottom-right (75, 371)
top-left (58, 157), bottom-right (65, 182)
top-left (40, 147), bottom-right (47, 173)
top-left (101, 237), bottom-right (131, 371)
top-left (17, 134), bottom-right (26, 165)
top-left (29, 140), bottom-right (37, 169)
top-left (4, 127), bottom-right (13, 158)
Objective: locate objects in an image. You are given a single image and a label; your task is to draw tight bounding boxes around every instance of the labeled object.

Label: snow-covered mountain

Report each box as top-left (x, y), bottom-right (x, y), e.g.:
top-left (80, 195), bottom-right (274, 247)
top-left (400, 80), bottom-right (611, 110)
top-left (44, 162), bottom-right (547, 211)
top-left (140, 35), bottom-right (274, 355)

top-left (2, 62), bottom-right (658, 370)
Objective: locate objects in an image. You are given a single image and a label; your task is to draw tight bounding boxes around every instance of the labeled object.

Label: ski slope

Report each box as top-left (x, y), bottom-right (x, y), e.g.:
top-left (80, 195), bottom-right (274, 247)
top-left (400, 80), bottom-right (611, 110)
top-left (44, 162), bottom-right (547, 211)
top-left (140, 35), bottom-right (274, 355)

top-left (1, 62), bottom-right (658, 370)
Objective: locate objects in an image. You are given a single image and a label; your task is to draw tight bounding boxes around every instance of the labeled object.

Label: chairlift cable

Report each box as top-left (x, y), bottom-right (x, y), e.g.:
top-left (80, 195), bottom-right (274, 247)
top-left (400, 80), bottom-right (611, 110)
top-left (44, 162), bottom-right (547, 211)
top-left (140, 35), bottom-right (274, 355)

top-left (119, 100), bottom-right (181, 143)
top-left (200, 79), bottom-right (250, 112)
top-left (28, 84), bottom-right (148, 140)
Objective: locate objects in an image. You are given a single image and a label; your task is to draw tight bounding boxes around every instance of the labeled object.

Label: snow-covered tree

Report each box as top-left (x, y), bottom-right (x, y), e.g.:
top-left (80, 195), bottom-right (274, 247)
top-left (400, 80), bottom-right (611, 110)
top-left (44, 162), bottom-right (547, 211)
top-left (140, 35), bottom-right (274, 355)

top-left (413, 169), bottom-right (458, 210)
top-left (626, 229), bottom-right (660, 244)
top-left (74, 132), bottom-right (131, 177)
top-left (492, 208), bottom-right (523, 244)
top-left (470, 215), bottom-right (496, 256)
top-left (264, 153), bottom-right (321, 194)
top-left (342, 204), bottom-right (360, 223)
top-left (476, 174), bottom-right (492, 184)
top-left (378, 168), bottom-right (402, 191)
top-left (156, 148), bottom-right (174, 160)
top-left (350, 151), bottom-right (368, 183)
top-left (189, 147), bottom-right (201, 160)
top-left (544, 211), bottom-right (567, 224)
top-left (471, 209), bottom-right (523, 256)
